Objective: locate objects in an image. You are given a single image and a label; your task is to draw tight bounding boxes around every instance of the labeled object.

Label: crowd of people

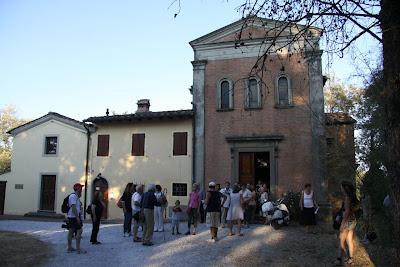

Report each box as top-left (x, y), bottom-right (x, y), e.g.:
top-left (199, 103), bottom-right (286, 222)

top-left (64, 179), bottom-right (359, 265)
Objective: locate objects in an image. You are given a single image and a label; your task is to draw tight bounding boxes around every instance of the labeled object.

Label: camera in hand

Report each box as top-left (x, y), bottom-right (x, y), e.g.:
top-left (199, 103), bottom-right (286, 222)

top-left (61, 219), bottom-right (71, 229)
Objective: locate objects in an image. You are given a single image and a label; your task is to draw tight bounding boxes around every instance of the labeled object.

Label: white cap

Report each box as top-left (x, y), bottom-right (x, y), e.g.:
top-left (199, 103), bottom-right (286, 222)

top-left (147, 183), bottom-right (156, 191)
top-left (208, 181), bottom-right (216, 187)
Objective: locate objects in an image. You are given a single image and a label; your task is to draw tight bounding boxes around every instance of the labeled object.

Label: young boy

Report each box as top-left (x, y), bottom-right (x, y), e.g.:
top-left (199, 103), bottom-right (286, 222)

top-left (172, 200), bottom-right (182, 235)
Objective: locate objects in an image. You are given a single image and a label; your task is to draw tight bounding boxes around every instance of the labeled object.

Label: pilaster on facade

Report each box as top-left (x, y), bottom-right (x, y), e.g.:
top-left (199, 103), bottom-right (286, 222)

top-left (192, 60), bottom-right (207, 192)
top-left (307, 49), bottom-right (328, 205)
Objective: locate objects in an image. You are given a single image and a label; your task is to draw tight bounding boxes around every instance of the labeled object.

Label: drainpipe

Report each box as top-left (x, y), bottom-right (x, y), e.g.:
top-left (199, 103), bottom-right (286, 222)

top-left (83, 123), bottom-right (91, 220)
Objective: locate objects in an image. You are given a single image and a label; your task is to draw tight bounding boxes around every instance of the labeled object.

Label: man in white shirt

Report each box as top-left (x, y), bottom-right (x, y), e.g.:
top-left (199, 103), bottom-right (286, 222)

top-left (240, 184), bottom-right (252, 228)
top-left (219, 181), bottom-right (232, 228)
top-left (67, 183), bottom-right (85, 253)
top-left (131, 185), bottom-right (143, 242)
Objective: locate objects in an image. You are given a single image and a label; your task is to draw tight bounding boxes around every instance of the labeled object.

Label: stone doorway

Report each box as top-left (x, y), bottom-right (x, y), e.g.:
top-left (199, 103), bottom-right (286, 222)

top-left (239, 152), bottom-right (270, 188)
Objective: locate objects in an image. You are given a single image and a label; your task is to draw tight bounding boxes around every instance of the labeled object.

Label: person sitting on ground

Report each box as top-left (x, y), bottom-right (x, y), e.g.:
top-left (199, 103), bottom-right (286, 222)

top-left (227, 184), bottom-right (244, 236)
top-left (205, 181), bottom-right (225, 242)
top-left (299, 183), bottom-right (318, 233)
top-left (172, 200), bottom-right (182, 235)
top-left (131, 184), bottom-right (144, 242)
top-left (186, 183), bottom-right (201, 235)
top-left (141, 184), bottom-right (157, 246)
top-left (90, 190), bottom-right (104, 245)
top-left (67, 183), bottom-right (86, 254)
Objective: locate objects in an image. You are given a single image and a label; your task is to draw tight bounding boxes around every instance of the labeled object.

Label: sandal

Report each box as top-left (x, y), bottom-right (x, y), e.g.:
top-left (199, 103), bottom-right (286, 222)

top-left (334, 257), bottom-right (342, 266)
top-left (345, 257), bottom-right (353, 265)
top-left (228, 232), bottom-right (235, 236)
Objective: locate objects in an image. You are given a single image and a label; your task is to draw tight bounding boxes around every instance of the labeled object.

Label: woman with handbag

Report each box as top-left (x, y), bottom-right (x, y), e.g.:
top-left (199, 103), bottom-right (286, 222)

top-left (90, 191), bottom-right (104, 245)
top-left (120, 183), bottom-right (134, 237)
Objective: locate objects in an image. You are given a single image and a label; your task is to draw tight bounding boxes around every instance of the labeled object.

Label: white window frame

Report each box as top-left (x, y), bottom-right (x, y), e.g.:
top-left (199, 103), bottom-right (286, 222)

top-left (217, 78), bottom-right (234, 110)
top-left (245, 77), bottom-right (262, 109)
top-left (43, 135), bottom-right (59, 157)
top-left (275, 74), bottom-right (293, 106)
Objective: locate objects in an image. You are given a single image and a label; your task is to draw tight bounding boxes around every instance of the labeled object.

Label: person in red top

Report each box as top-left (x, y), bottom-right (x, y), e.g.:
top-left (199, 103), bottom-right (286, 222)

top-left (186, 183), bottom-right (201, 235)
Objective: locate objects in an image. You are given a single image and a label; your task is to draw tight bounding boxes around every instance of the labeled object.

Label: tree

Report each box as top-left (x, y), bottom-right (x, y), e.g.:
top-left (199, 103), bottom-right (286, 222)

top-left (324, 82), bottom-right (362, 114)
top-left (0, 106), bottom-right (28, 174)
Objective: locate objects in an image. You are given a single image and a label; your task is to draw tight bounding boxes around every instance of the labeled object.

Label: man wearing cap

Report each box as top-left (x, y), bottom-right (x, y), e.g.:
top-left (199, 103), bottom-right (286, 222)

top-left (205, 181), bottom-right (225, 242)
top-left (141, 184), bottom-right (157, 246)
top-left (67, 183), bottom-right (86, 254)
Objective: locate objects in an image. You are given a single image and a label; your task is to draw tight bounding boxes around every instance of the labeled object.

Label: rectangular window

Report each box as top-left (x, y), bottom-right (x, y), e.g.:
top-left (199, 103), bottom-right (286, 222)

top-left (173, 132), bottom-right (188, 156)
top-left (44, 136), bottom-right (57, 155)
top-left (246, 78), bottom-right (261, 109)
top-left (97, 135), bottom-right (110, 156)
top-left (132, 133), bottom-right (145, 156)
top-left (172, 183), bottom-right (187, 196)
top-left (220, 81), bottom-right (230, 109)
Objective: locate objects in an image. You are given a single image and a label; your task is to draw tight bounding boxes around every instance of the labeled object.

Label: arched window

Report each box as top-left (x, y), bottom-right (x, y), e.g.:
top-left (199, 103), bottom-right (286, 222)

top-left (276, 75), bottom-right (292, 106)
top-left (217, 79), bottom-right (233, 110)
top-left (246, 77), bottom-right (261, 108)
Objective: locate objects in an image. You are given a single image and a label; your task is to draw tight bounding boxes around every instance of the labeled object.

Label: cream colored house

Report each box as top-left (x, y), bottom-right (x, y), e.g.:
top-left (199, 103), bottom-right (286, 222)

top-left (1, 101), bottom-right (193, 219)
top-left (0, 112), bottom-right (92, 216)
top-left (85, 100), bottom-right (193, 219)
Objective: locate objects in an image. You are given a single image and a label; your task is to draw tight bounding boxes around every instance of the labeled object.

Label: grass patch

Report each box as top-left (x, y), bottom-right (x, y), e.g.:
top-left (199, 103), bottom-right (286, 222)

top-left (0, 231), bottom-right (51, 267)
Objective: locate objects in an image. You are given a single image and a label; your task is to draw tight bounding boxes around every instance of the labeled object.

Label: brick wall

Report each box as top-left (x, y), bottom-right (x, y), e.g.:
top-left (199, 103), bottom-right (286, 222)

top-left (203, 54), bottom-right (316, 195)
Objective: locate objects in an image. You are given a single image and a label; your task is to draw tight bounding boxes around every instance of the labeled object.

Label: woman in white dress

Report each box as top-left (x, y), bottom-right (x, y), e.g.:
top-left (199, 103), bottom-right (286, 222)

top-left (227, 184), bottom-right (244, 236)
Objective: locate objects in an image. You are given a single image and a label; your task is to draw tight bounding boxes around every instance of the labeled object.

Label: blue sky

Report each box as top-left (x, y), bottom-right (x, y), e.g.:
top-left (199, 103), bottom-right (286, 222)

top-left (0, 0), bottom-right (380, 121)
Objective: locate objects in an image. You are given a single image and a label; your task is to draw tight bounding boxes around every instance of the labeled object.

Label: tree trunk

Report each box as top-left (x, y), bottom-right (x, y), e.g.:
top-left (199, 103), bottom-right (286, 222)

top-left (381, 0), bottom-right (400, 262)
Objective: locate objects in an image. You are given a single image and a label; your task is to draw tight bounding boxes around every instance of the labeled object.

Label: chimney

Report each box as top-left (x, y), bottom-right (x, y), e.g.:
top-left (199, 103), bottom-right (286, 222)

top-left (136, 99), bottom-right (150, 113)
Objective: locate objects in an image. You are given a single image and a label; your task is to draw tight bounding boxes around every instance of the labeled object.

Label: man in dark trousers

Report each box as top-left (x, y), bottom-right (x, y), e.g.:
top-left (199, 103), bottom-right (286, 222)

top-left (141, 184), bottom-right (157, 246)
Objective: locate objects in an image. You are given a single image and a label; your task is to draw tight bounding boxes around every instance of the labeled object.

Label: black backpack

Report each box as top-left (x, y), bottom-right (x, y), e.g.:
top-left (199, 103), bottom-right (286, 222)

top-left (61, 193), bottom-right (73, 213)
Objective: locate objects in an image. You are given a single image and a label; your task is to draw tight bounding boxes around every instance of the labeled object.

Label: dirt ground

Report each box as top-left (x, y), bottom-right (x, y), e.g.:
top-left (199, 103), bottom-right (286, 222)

top-left (0, 231), bottom-right (51, 267)
top-left (0, 219), bottom-right (394, 267)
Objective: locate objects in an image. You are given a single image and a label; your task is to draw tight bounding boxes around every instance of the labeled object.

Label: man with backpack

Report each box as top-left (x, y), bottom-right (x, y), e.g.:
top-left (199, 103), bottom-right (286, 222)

top-left (66, 183), bottom-right (86, 254)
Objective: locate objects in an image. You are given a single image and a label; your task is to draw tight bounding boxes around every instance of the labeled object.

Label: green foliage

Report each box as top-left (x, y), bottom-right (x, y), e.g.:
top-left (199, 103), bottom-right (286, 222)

top-left (356, 68), bottom-right (390, 212)
top-left (0, 105), bottom-right (29, 174)
top-left (282, 191), bottom-right (301, 221)
top-left (0, 149), bottom-right (11, 174)
top-left (324, 83), bottom-right (362, 115)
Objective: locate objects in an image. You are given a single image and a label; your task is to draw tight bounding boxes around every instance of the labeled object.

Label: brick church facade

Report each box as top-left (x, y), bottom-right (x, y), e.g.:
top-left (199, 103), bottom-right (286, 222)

top-left (190, 17), bottom-right (355, 209)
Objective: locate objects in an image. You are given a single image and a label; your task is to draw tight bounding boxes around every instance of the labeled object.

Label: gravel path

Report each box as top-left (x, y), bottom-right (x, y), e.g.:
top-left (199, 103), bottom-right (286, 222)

top-left (0, 220), bottom-right (371, 267)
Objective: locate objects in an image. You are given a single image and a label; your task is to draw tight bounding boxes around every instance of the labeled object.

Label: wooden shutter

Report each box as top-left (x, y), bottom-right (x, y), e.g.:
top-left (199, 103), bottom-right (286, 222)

top-left (132, 133), bottom-right (145, 156)
top-left (97, 135), bottom-right (110, 156)
top-left (173, 132), bottom-right (188, 156)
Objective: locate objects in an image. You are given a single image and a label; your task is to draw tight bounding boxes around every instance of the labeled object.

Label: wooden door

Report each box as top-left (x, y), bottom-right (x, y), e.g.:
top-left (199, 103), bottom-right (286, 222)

top-left (0, 181), bottom-right (6, 215)
top-left (40, 175), bottom-right (56, 211)
top-left (239, 152), bottom-right (255, 185)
